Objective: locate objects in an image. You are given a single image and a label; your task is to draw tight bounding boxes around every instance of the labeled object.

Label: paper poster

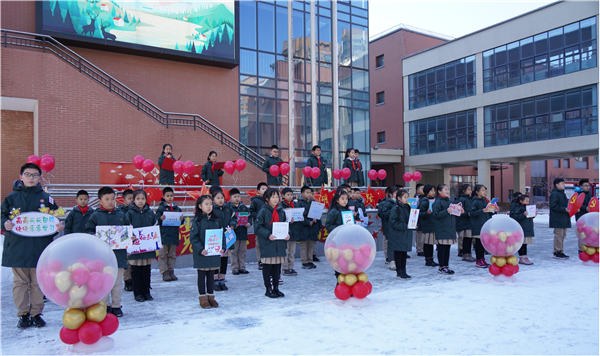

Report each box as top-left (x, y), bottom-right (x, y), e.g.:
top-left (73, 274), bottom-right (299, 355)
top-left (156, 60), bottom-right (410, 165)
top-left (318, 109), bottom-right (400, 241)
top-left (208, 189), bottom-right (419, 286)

top-left (358, 208), bottom-right (369, 228)
top-left (408, 209), bottom-right (419, 229)
top-left (96, 225), bottom-right (133, 249)
top-left (284, 208), bottom-right (305, 222)
top-left (162, 212), bottom-right (183, 227)
top-left (161, 156), bottom-right (176, 171)
top-left (128, 226), bottom-right (162, 255)
top-left (272, 222), bottom-right (289, 240)
top-left (224, 227), bottom-right (236, 250)
top-left (10, 212), bottom-right (60, 237)
top-left (342, 211), bottom-right (355, 225)
top-left (408, 198), bottom-right (419, 209)
top-left (526, 205), bottom-right (537, 217)
top-left (204, 228), bottom-right (223, 256)
top-left (449, 203), bottom-right (462, 217)
top-left (429, 199), bottom-right (435, 210)
top-left (483, 203), bottom-right (498, 213)
top-left (307, 202), bottom-right (325, 220)
top-left (236, 212), bottom-right (249, 226)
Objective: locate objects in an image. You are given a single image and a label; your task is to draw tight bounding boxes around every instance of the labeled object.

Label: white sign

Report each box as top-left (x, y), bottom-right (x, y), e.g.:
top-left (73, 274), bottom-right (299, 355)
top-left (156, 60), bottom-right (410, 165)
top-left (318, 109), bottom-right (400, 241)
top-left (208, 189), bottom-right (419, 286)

top-left (272, 222), bottom-right (289, 240)
top-left (342, 211), bottom-right (354, 225)
top-left (358, 208), bottom-right (369, 228)
top-left (284, 208), bottom-right (305, 222)
top-left (307, 202), bottom-right (325, 220)
top-left (408, 209), bottom-right (419, 230)
top-left (526, 205), bottom-right (537, 218)
top-left (11, 212), bottom-right (59, 237)
top-left (128, 226), bottom-right (162, 255)
top-left (96, 225), bottom-right (133, 249)
top-left (162, 212), bottom-right (183, 227)
top-left (204, 228), bottom-right (223, 256)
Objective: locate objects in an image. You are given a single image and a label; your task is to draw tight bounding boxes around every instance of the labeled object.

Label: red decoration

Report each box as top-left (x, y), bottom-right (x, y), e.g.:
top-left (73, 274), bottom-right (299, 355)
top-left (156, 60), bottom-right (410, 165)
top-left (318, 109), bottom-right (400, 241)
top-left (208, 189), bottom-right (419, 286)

top-left (244, 189), bottom-right (259, 199)
top-left (41, 154), bottom-right (55, 162)
top-left (144, 187), bottom-right (162, 203)
top-left (588, 197), bottom-right (599, 212)
top-left (593, 253), bottom-right (599, 263)
top-left (40, 157), bottom-right (56, 173)
top-left (303, 166), bottom-right (312, 178)
top-left (352, 281), bottom-right (369, 299)
top-left (280, 163), bottom-right (291, 175)
top-left (78, 321), bottom-right (103, 345)
top-left (368, 170), bottom-right (377, 180)
top-left (489, 263), bottom-right (502, 276)
top-left (133, 155), bottom-right (145, 170)
top-left (332, 169), bottom-right (342, 180)
top-left (341, 168), bottom-right (351, 180)
top-left (142, 159), bottom-right (154, 173)
top-left (183, 161), bottom-right (195, 175)
top-left (235, 159), bottom-right (246, 172)
top-left (98, 313), bottom-right (119, 336)
top-left (412, 171), bottom-right (422, 181)
top-left (173, 161), bottom-right (184, 174)
top-left (334, 283), bottom-right (352, 300)
top-left (403, 172), bottom-right (412, 182)
top-left (501, 264), bottom-right (516, 277)
top-left (365, 281), bottom-right (373, 295)
top-left (224, 161), bottom-right (236, 175)
top-left (269, 165), bottom-right (280, 176)
top-left (27, 155), bottom-right (41, 166)
top-left (377, 169), bottom-right (387, 180)
top-left (60, 326), bottom-right (80, 344)
top-left (311, 167), bottom-right (320, 179)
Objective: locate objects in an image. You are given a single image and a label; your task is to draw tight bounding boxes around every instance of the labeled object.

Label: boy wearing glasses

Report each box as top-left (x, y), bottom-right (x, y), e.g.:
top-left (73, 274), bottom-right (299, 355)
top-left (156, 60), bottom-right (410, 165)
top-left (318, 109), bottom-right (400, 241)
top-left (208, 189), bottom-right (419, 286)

top-left (1, 163), bottom-right (64, 329)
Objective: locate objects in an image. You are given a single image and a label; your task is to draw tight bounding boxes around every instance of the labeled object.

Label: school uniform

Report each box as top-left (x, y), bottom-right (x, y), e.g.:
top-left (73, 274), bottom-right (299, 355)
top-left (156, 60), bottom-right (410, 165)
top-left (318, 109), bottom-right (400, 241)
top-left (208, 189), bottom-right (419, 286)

top-left (342, 158), bottom-right (359, 186)
top-left (85, 207), bottom-right (130, 309)
top-left (229, 202), bottom-right (250, 272)
top-left (155, 201), bottom-right (183, 280)
top-left (190, 213), bottom-right (223, 296)
top-left (432, 196), bottom-right (457, 269)
top-left (126, 204), bottom-right (157, 299)
top-left (281, 199), bottom-right (303, 272)
top-left (510, 203), bottom-right (535, 257)
top-left (212, 202), bottom-right (237, 282)
top-left (255, 205), bottom-right (287, 295)
top-left (64, 205), bottom-right (94, 234)
top-left (200, 161), bottom-right (224, 186)
top-left (262, 156), bottom-right (283, 186)
top-left (455, 194), bottom-right (474, 257)
top-left (306, 154), bottom-right (328, 186)
top-left (549, 187), bottom-right (571, 255)
top-left (325, 205), bottom-right (352, 234)
top-left (389, 201), bottom-right (413, 277)
top-left (470, 196), bottom-right (494, 261)
top-left (249, 195), bottom-right (267, 262)
top-left (414, 194), bottom-right (426, 254)
top-left (158, 154), bottom-right (175, 185)
top-left (355, 158), bottom-right (365, 187)
top-left (297, 197), bottom-right (321, 265)
top-left (417, 196), bottom-right (438, 265)
top-left (377, 198), bottom-right (396, 261)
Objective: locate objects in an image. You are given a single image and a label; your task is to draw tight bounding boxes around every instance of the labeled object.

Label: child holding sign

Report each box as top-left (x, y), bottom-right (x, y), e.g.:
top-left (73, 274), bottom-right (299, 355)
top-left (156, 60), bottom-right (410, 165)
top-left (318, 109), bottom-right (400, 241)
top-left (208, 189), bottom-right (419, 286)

top-left (229, 188), bottom-right (251, 275)
top-left (470, 185), bottom-right (494, 268)
top-left (250, 182), bottom-right (269, 270)
top-left (118, 188), bottom-right (134, 292)
top-left (190, 195), bottom-right (222, 309)
top-left (298, 186), bottom-right (320, 269)
top-left (156, 187), bottom-right (184, 282)
top-left (64, 190), bottom-right (94, 234)
top-left (201, 151), bottom-right (225, 186)
top-left (389, 190), bottom-right (413, 280)
top-left (281, 188), bottom-right (302, 276)
top-left (432, 184), bottom-right (462, 275)
top-left (126, 190), bottom-right (157, 302)
top-left (211, 188), bottom-right (237, 291)
top-left (255, 188), bottom-right (289, 298)
top-left (378, 186), bottom-right (400, 268)
top-left (85, 186), bottom-right (131, 317)
top-left (418, 184), bottom-right (439, 267)
top-left (455, 184), bottom-right (474, 261)
top-left (158, 144), bottom-right (175, 185)
top-left (325, 190), bottom-right (354, 234)
top-left (510, 194), bottom-right (535, 265)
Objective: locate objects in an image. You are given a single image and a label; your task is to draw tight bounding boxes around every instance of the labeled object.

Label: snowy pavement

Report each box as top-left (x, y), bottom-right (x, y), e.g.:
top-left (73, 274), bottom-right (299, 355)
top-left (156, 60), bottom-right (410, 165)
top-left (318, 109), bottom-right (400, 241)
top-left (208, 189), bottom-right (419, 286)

top-left (1, 212), bottom-right (598, 355)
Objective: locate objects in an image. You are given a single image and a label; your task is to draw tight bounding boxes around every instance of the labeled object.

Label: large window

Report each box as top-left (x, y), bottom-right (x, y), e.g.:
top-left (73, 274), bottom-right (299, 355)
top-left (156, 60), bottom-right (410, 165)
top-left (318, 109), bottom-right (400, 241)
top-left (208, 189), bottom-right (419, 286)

top-left (484, 85), bottom-right (597, 147)
top-left (408, 56), bottom-right (476, 110)
top-left (409, 109), bottom-right (477, 156)
top-left (483, 17), bottom-right (597, 93)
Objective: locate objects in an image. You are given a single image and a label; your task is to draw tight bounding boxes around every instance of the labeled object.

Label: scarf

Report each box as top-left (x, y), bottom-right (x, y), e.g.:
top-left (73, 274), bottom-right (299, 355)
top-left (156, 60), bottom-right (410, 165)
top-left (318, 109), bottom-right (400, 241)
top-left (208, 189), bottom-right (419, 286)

top-left (271, 206), bottom-right (279, 225)
top-left (352, 159), bottom-right (356, 171)
top-left (100, 206), bottom-right (114, 213)
top-left (286, 200), bottom-right (295, 208)
top-left (211, 162), bottom-right (216, 173)
top-left (79, 206), bottom-right (89, 214)
top-left (317, 156), bottom-right (322, 168)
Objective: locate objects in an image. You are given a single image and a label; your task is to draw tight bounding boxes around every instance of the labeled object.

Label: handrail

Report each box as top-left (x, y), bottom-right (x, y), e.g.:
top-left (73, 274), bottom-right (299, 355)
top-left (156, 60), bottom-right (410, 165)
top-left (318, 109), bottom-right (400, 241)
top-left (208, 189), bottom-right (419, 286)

top-left (1, 29), bottom-right (281, 181)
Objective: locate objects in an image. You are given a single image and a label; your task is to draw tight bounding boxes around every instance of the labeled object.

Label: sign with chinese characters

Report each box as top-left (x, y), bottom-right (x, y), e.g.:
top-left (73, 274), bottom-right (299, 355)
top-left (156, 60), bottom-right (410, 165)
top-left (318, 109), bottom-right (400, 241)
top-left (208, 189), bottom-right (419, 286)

top-left (96, 225), bottom-right (133, 249)
top-left (128, 226), bottom-right (162, 255)
top-left (204, 228), bottom-right (223, 256)
top-left (11, 212), bottom-right (59, 237)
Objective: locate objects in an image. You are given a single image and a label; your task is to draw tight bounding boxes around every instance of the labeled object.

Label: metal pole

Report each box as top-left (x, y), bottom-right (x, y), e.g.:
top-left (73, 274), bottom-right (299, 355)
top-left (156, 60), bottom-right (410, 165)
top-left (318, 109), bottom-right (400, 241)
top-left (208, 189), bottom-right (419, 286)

top-left (310, 1), bottom-right (318, 151)
top-left (332, 1), bottom-right (340, 183)
top-left (288, 0), bottom-right (296, 186)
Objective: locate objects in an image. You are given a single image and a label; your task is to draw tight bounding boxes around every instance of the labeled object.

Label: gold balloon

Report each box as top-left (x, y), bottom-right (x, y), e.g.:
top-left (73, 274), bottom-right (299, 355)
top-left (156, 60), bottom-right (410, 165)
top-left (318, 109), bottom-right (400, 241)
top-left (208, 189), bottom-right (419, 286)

top-left (490, 256), bottom-right (497, 264)
top-left (102, 266), bottom-right (116, 278)
top-left (495, 257), bottom-right (507, 268)
top-left (331, 249), bottom-right (340, 261)
top-left (55, 271), bottom-right (73, 293)
top-left (63, 308), bottom-right (86, 330)
top-left (68, 299), bottom-right (83, 309)
top-left (86, 302), bottom-right (107, 323)
top-left (337, 274), bottom-right (346, 284)
top-left (347, 262), bottom-right (357, 273)
top-left (69, 284), bottom-right (88, 303)
top-left (586, 247), bottom-right (596, 256)
top-left (99, 300), bottom-right (107, 309)
top-left (507, 255), bottom-right (518, 266)
top-left (343, 249), bottom-right (354, 261)
top-left (344, 274), bottom-right (358, 287)
top-left (68, 263), bottom-right (87, 273)
top-left (357, 273), bottom-right (368, 283)
top-left (581, 245), bottom-right (588, 251)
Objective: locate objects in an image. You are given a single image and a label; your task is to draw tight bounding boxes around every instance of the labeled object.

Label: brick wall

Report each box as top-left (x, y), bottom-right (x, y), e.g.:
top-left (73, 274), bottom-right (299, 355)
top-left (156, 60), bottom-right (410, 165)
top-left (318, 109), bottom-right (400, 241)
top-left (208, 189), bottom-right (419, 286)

top-left (1, 110), bottom-right (34, 200)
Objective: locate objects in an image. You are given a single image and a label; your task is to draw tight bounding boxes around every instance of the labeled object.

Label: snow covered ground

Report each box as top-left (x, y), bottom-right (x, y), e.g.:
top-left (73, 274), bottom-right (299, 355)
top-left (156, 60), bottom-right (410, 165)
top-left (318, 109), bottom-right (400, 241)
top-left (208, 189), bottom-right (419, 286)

top-left (1, 212), bottom-right (598, 355)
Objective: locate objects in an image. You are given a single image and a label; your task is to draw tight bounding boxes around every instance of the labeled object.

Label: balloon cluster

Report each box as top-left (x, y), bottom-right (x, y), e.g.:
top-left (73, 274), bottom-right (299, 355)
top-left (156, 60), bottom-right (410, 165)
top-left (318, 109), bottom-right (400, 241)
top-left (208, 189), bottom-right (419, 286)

top-left (367, 169), bottom-right (387, 181)
top-left (270, 163), bottom-right (290, 177)
top-left (577, 212), bottom-right (599, 263)
top-left (27, 154), bottom-right (56, 173)
top-left (223, 159), bottom-right (247, 175)
top-left (325, 225), bottom-right (377, 300)
top-left (303, 166), bottom-right (321, 180)
top-left (480, 215), bottom-right (524, 277)
top-left (402, 171), bottom-right (422, 182)
top-left (332, 168), bottom-right (351, 180)
top-left (36, 234), bottom-right (119, 347)
top-left (133, 155), bottom-right (162, 173)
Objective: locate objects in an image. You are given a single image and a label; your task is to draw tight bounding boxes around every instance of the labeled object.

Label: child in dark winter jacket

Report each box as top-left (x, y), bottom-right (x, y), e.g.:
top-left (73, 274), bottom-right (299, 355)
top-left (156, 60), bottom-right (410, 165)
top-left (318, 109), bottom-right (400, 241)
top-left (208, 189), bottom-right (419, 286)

top-left (298, 186), bottom-right (320, 269)
top-left (126, 190), bottom-right (157, 302)
top-left (389, 190), bottom-right (413, 280)
top-left (342, 148), bottom-right (360, 186)
top-left (229, 188), bottom-right (251, 275)
top-left (158, 144), bottom-right (175, 185)
top-left (211, 188), bottom-right (237, 291)
top-left (510, 195), bottom-right (535, 265)
top-left (118, 188), bottom-right (134, 291)
top-left (455, 184), bottom-right (474, 261)
top-left (200, 151), bottom-right (225, 186)
top-left (470, 185), bottom-right (494, 268)
top-left (377, 186), bottom-right (400, 269)
top-left (432, 184), bottom-right (462, 275)
top-left (549, 178), bottom-right (571, 259)
top-left (156, 187), bottom-right (184, 282)
top-left (281, 188), bottom-right (301, 276)
top-left (64, 190), bottom-right (94, 234)
top-left (262, 145), bottom-right (283, 186)
top-left (250, 183), bottom-right (268, 269)
top-left (306, 145), bottom-right (328, 187)
top-left (190, 195), bottom-right (222, 309)
top-left (419, 184), bottom-right (439, 267)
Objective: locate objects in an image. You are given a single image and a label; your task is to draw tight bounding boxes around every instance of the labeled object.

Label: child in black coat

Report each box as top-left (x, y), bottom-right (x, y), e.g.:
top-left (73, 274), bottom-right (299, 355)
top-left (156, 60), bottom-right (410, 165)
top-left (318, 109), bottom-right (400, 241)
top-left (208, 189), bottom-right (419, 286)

top-left (210, 187), bottom-right (237, 291)
top-left (249, 182), bottom-right (268, 270)
top-left (64, 190), bottom-right (94, 234)
top-left (510, 194), bottom-right (535, 265)
top-left (389, 190), bottom-right (413, 279)
top-left (470, 185), bottom-right (494, 268)
top-left (432, 184), bottom-right (462, 275)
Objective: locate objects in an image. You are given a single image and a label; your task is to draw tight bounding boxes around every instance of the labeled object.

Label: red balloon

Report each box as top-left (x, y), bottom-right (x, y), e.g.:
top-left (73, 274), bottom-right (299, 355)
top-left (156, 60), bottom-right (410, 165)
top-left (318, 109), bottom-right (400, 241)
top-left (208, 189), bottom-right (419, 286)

top-left (39, 157), bottom-right (55, 173)
top-left (489, 263), bottom-right (502, 276)
top-left (303, 166), bottom-right (312, 178)
top-left (514, 264), bottom-right (520, 274)
top-left (352, 281), bottom-right (369, 299)
top-left (280, 163), bottom-right (291, 175)
top-left (368, 170), bottom-right (378, 180)
top-left (142, 159), bottom-right (154, 173)
top-left (41, 154), bottom-right (55, 162)
top-left (235, 159), bottom-right (246, 172)
top-left (183, 161), bottom-right (195, 175)
top-left (133, 155), bottom-right (145, 170)
top-left (60, 326), bottom-right (80, 345)
top-left (593, 253), bottom-right (599, 263)
top-left (173, 161), bottom-right (184, 174)
top-left (412, 171), bottom-right (422, 181)
top-left (377, 169), bottom-right (387, 180)
top-left (334, 283), bottom-right (352, 300)
top-left (502, 264), bottom-right (515, 277)
top-left (332, 169), bottom-right (342, 180)
top-left (269, 165), bottom-right (280, 176)
top-left (403, 172), bottom-right (413, 182)
top-left (341, 168), bottom-right (351, 180)
top-left (311, 167), bottom-right (320, 179)
top-left (579, 251), bottom-right (591, 262)
top-left (365, 281), bottom-right (373, 295)
top-left (27, 155), bottom-right (41, 166)
top-left (98, 313), bottom-right (119, 336)
top-left (224, 161), bottom-right (236, 175)
top-left (78, 321), bottom-right (103, 345)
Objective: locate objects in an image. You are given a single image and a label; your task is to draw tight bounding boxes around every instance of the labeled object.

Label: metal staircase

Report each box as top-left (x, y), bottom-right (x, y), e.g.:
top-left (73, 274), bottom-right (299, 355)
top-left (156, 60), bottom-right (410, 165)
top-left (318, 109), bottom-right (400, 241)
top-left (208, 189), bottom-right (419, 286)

top-left (2, 29), bottom-right (288, 184)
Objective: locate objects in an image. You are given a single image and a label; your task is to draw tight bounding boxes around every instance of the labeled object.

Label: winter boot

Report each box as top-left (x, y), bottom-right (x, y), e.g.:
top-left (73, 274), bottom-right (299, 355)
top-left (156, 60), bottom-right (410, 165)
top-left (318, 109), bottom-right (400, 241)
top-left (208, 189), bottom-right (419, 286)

top-left (199, 295), bottom-right (211, 309)
top-left (265, 286), bottom-right (278, 298)
top-left (31, 314), bottom-right (46, 328)
top-left (111, 308), bottom-right (123, 317)
top-left (389, 261), bottom-right (396, 271)
top-left (170, 270), bottom-right (178, 281)
top-left (273, 284), bottom-right (285, 298)
top-left (17, 314), bottom-right (31, 329)
top-left (462, 253), bottom-right (476, 262)
top-left (162, 272), bottom-right (171, 282)
top-left (207, 294), bottom-right (219, 308)
top-left (124, 279), bottom-right (133, 291)
top-left (397, 268), bottom-right (412, 280)
top-left (519, 255), bottom-right (533, 265)
top-left (213, 280), bottom-right (223, 292)
top-left (475, 258), bottom-right (490, 268)
top-left (312, 255), bottom-right (320, 262)
top-left (425, 258), bottom-right (439, 267)
top-left (220, 280), bottom-right (229, 291)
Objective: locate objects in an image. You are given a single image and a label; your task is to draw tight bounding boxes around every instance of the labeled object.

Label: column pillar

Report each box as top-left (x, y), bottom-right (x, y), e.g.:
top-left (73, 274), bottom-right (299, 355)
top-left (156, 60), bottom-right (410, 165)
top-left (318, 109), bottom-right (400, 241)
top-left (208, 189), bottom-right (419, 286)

top-left (408, 166), bottom-right (417, 195)
top-left (443, 167), bottom-right (451, 187)
top-left (513, 161), bottom-right (526, 196)
top-left (310, 1), bottom-right (318, 154)
top-left (287, 2), bottom-right (295, 185)
top-left (478, 159), bottom-right (491, 199)
top-left (331, 0), bottom-right (340, 179)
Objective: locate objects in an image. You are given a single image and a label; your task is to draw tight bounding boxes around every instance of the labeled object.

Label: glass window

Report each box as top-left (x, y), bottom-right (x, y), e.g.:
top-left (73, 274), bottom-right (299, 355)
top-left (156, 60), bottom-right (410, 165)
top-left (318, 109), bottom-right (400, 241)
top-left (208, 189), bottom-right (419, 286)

top-left (259, 98), bottom-right (276, 146)
top-left (318, 16), bottom-right (332, 63)
top-left (240, 96), bottom-right (258, 146)
top-left (351, 25), bottom-right (368, 69)
top-left (258, 52), bottom-right (276, 77)
top-left (353, 109), bottom-right (369, 153)
top-left (257, 3), bottom-right (275, 53)
top-left (240, 1), bottom-right (257, 50)
top-left (292, 10), bottom-right (304, 58)
top-left (575, 157), bottom-right (589, 169)
top-left (240, 49), bottom-right (257, 75)
top-left (376, 91), bottom-right (385, 104)
top-left (376, 55), bottom-right (384, 68)
top-left (377, 131), bottom-right (385, 144)
top-left (338, 21), bottom-right (351, 66)
top-left (276, 6), bottom-right (287, 55)
top-left (409, 110), bottom-right (476, 156)
top-left (352, 69), bottom-right (369, 91)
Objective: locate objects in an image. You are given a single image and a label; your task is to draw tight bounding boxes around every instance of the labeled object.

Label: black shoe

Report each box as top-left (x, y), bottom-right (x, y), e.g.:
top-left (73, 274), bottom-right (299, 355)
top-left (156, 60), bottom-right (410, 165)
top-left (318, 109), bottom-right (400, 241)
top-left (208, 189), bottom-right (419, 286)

top-left (554, 251), bottom-right (570, 259)
top-left (484, 250), bottom-right (491, 255)
top-left (417, 252), bottom-right (425, 257)
top-left (438, 266), bottom-right (453, 275)
top-left (135, 295), bottom-right (145, 302)
top-left (111, 308), bottom-right (123, 317)
top-left (312, 255), bottom-right (320, 262)
top-left (17, 314), bottom-right (31, 329)
top-left (406, 255), bottom-right (411, 259)
top-left (385, 259), bottom-right (390, 265)
top-left (309, 263), bottom-right (317, 269)
top-left (43, 295), bottom-right (47, 303)
top-left (258, 262), bottom-right (264, 270)
top-left (458, 251), bottom-right (464, 257)
top-left (273, 286), bottom-right (285, 298)
top-left (124, 280), bottom-right (133, 292)
top-left (265, 287), bottom-right (278, 298)
top-left (232, 270), bottom-right (240, 275)
top-left (220, 281), bottom-right (229, 291)
top-left (239, 269), bottom-right (249, 274)
top-left (106, 306), bottom-right (112, 314)
top-left (213, 280), bottom-right (223, 292)
top-left (301, 264), bottom-right (312, 269)
top-left (31, 314), bottom-right (46, 328)
top-left (425, 259), bottom-right (439, 267)
top-left (144, 294), bottom-right (153, 301)
top-left (396, 268), bottom-right (412, 280)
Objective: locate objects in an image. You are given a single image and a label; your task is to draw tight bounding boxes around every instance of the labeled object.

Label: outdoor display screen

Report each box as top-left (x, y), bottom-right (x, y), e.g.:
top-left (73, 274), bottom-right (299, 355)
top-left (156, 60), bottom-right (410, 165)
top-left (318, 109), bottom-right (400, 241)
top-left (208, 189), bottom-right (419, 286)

top-left (37, 0), bottom-right (237, 65)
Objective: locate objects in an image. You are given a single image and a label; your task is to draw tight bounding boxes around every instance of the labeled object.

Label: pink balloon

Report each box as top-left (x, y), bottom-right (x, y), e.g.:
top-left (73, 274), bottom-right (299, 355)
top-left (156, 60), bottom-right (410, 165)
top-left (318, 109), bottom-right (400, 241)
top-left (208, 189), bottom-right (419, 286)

top-left (82, 289), bottom-right (103, 307)
top-left (47, 259), bottom-right (62, 273)
top-left (281, 163), bottom-right (291, 176)
top-left (368, 170), bottom-right (378, 180)
top-left (224, 161), bottom-right (236, 175)
top-left (87, 272), bottom-right (104, 291)
top-left (77, 258), bottom-right (90, 265)
top-left (173, 161), bottom-right (184, 174)
top-left (53, 290), bottom-right (70, 306)
top-left (235, 159), bottom-right (246, 172)
top-left (360, 244), bottom-right (372, 257)
top-left (40, 157), bottom-right (55, 173)
top-left (340, 243), bottom-right (351, 250)
top-left (85, 260), bottom-right (105, 274)
top-left (101, 273), bottom-right (115, 294)
top-left (26, 155), bottom-right (41, 166)
top-left (377, 169), bottom-right (387, 180)
top-left (332, 169), bottom-right (342, 180)
top-left (506, 236), bottom-right (516, 246)
top-left (584, 226), bottom-right (593, 235)
top-left (412, 171), bottom-right (422, 181)
top-left (353, 251), bottom-right (366, 265)
top-left (303, 166), bottom-right (312, 178)
top-left (341, 168), bottom-right (351, 180)
top-left (269, 165), bottom-right (280, 176)
top-left (41, 154), bottom-right (55, 162)
top-left (403, 172), bottom-right (412, 182)
top-left (72, 267), bottom-right (90, 287)
top-left (576, 219), bottom-right (586, 228)
top-left (577, 225), bottom-right (584, 233)
top-left (142, 159), bottom-right (154, 172)
top-left (311, 167), bottom-right (320, 179)
top-left (337, 256), bottom-right (349, 271)
top-left (133, 155), bottom-right (145, 170)
top-left (183, 161), bottom-right (195, 175)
